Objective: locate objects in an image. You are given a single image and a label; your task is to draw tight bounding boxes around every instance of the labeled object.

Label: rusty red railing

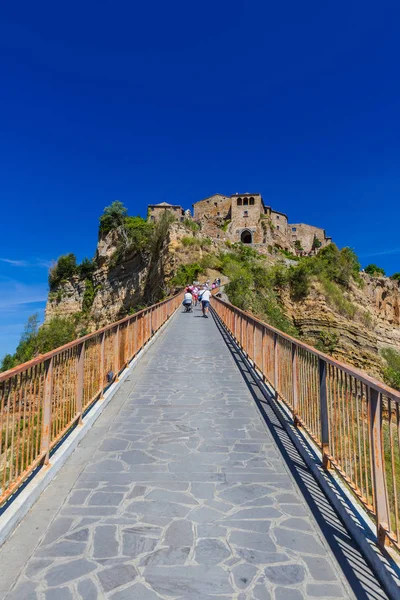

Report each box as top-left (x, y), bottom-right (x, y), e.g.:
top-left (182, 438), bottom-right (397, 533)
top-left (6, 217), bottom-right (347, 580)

top-left (0, 293), bottom-right (182, 506)
top-left (212, 296), bottom-right (400, 552)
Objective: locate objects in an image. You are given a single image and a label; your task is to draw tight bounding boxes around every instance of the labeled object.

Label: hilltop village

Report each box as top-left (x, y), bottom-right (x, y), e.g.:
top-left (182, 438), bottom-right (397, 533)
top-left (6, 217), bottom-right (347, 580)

top-left (148, 192), bottom-right (332, 255)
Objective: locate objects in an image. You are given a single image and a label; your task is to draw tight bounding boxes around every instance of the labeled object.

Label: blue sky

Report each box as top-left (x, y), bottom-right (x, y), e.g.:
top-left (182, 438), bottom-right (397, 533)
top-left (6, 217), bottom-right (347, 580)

top-left (1, 0), bottom-right (400, 358)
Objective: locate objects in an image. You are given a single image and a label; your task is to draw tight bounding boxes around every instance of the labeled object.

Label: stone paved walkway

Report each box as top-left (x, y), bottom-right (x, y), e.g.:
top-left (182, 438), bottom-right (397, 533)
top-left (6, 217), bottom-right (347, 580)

top-left (0, 307), bottom-right (388, 599)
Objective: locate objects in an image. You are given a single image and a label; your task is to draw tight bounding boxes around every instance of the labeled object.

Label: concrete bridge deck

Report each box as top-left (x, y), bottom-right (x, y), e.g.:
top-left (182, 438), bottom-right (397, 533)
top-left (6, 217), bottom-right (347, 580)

top-left (0, 307), bottom-right (389, 599)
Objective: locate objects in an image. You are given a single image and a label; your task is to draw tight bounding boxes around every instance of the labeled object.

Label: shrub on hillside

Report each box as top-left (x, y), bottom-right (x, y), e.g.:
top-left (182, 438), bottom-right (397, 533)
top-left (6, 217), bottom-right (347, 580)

top-left (381, 347), bottom-right (400, 390)
top-left (48, 254), bottom-right (78, 290)
top-left (0, 314), bottom-right (77, 372)
top-left (365, 264), bottom-right (386, 277)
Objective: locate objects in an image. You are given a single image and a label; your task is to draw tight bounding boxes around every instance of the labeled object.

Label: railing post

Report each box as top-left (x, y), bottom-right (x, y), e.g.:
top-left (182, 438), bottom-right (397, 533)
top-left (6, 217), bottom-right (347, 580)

top-left (114, 325), bottom-right (120, 381)
top-left (369, 388), bottom-right (390, 547)
top-left (76, 342), bottom-right (85, 424)
top-left (319, 358), bottom-right (331, 470)
top-left (273, 333), bottom-right (279, 396)
top-left (99, 332), bottom-right (105, 398)
top-left (292, 343), bottom-right (300, 427)
top-left (41, 357), bottom-right (53, 465)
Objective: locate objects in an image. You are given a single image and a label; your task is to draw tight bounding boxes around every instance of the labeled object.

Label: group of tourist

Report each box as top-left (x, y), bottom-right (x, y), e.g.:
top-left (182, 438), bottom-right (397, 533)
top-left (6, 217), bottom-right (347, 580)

top-left (182, 279), bottom-right (220, 318)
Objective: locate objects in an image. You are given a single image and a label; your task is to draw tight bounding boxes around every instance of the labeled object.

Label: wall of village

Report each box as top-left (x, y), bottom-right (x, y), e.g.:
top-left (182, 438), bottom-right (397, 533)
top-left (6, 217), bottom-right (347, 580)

top-left (193, 195), bottom-right (231, 239)
top-left (149, 205), bottom-right (183, 223)
top-left (288, 223), bottom-right (329, 253)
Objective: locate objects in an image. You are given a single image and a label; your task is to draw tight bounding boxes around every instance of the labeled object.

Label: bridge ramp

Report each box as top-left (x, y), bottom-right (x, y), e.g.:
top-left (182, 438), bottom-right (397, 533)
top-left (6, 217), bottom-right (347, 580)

top-left (0, 307), bottom-right (388, 599)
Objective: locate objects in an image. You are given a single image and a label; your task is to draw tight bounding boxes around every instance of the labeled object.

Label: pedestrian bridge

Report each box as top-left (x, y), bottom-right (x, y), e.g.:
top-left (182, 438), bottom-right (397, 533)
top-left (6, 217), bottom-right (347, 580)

top-left (0, 295), bottom-right (399, 599)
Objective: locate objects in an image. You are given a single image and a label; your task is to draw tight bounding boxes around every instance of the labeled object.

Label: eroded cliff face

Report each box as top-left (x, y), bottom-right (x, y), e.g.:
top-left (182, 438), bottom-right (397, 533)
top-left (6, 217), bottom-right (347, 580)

top-left (45, 222), bottom-right (218, 331)
top-left (281, 274), bottom-right (400, 377)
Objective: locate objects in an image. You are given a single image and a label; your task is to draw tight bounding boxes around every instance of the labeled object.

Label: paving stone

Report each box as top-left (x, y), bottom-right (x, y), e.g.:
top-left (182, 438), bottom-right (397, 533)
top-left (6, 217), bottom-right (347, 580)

top-left (37, 541), bottom-right (86, 558)
top-left (145, 489), bottom-right (199, 505)
top-left (93, 525), bottom-right (118, 558)
top-left (120, 450), bottom-right (156, 464)
top-left (98, 563), bottom-right (138, 592)
top-left (77, 578), bottom-right (99, 600)
top-left (264, 564), bottom-right (305, 585)
top-left (195, 538), bottom-right (231, 565)
top-left (41, 517), bottom-right (74, 545)
top-left (236, 548), bottom-right (289, 565)
top-left (275, 587), bottom-right (304, 600)
top-left (252, 583), bottom-right (272, 600)
top-left (189, 506), bottom-right (222, 523)
top-left (44, 587), bottom-right (73, 600)
top-left (88, 491), bottom-right (125, 506)
top-left (99, 438), bottom-right (130, 451)
top-left (164, 519), bottom-right (194, 546)
top-left (140, 546), bottom-right (190, 566)
top-left (122, 532), bottom-right (158, 557)
top-left (25, 559), bottom-right (52, 579)
top-left (127, 500), bottom-right (191, 518)
top-left (144, 565), bottom-right (234, 596)
top-left (65, 528), bottom-right (89, 542)
top-left (229, 530), bottom-right (277, 553)
top-left (45, 559), bottom-right (97, 586)
top-left (110, 582), bottom-right (161, 599)
top-left (280, 517), bottom-right (313, 532)
top-left (68, 489), bottom-right (91, 505)
top-left (232, 562), bottom-right (257, 589)
top-left (306, 583), bottom-right (346, 597)
top-left (303, 555), bottom-right (337, 581)
top-left (273, 528), bottom-right (325, 555)
top-left (128, 485), bottom-right (147, 498)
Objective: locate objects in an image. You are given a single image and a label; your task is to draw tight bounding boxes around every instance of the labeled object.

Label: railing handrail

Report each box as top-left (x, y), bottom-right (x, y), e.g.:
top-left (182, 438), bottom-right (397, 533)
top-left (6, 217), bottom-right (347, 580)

top-left (0, 293), bottom-right (181, 382)
top-left (213, 296), bottom-right (400, 403)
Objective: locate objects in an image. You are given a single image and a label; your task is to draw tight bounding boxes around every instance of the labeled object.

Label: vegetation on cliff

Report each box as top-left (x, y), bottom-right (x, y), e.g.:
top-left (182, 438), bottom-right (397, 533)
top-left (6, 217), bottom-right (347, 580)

top-left (1, 314), bottom-right (78, 371)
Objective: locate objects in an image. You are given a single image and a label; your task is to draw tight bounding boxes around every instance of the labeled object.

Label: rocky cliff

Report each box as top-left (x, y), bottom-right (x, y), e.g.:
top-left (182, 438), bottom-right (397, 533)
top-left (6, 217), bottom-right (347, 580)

top-left (280, 274), bottom-right (400, 377)
top-left (45, 221), bottom-right (216, 330)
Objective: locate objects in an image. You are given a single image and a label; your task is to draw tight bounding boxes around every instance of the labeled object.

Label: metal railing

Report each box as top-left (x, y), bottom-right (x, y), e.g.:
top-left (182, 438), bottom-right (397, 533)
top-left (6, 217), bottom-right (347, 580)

top-left (0, 293), bottom-right (181, 506)
top-left (212, 296), bottom-right (400, 551)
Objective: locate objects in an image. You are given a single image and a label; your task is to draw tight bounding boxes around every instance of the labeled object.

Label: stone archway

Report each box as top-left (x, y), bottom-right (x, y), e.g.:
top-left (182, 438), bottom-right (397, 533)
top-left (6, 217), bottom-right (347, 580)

top-left (240, 229), bottom-right (252, 244)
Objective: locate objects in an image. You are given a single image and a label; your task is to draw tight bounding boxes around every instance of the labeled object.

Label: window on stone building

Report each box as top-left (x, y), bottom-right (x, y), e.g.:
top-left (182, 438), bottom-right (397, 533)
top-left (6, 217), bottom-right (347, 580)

top-left (249, 197), bottom-right (255, 205)
top-left (217, 212), bottom-right (220, 216)
top-left (292, 227), bottom-right (296, 231)
top-left (214, 202), bottom-right (218, 207)
top-left (243, 210), bottom-right (248, 217)
top-left (150, 216), bottom-right (155, 222)
top-left (151, 207), bottom-right (154, 211)
top-left (237, 198), bottom-right (242, 206)
top-left (276, 215), bottom-right (280, 219)
top-left (243, 198), bottom-right (249, 206)
top-left (277, 225), bottom-right (280, 230)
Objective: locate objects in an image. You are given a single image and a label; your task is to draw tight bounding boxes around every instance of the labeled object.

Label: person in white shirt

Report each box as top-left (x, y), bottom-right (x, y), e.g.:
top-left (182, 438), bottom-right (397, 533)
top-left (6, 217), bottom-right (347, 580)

top-left (183, 290), bottom-right (193, 311)
top-left (200, 288), bottom-right (212, 318)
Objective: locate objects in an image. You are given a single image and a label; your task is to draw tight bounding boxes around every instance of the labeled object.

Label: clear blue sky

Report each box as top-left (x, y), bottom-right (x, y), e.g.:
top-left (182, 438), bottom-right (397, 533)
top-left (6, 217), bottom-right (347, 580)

top-left (1, 0), bottom-right (400, 358)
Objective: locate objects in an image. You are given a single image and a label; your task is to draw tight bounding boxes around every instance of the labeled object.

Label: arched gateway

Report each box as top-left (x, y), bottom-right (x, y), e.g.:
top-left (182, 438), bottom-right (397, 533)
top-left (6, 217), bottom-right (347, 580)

top-left (240, 229), bottom-right (253, 244)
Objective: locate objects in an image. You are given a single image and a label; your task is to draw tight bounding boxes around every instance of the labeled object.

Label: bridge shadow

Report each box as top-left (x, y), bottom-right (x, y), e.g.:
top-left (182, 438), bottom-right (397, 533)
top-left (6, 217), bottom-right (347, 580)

top-left (212, 312), bottom-right (390, 600)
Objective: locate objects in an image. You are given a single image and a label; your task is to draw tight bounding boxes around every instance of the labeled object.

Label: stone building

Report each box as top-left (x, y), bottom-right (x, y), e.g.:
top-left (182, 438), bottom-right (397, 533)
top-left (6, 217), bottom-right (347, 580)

top-left (191, 192), bottom-right (331, 253)
top-left (147, 193), bottom-right (331, 253)
top-left (148, 202), bottom-right (184, 223)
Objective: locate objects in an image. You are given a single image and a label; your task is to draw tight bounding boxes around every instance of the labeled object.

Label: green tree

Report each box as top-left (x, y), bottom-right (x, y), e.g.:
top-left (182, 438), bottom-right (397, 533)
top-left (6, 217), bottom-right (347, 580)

top-left (390, 272), bottom-right (400, 281)
top-left (312, 235), bottom-right (322, 251)
top-left (294, 240), bottom-right (303, 252)
top-left (99, 201), bottom-right (128, 235)
top-left (364, 264), bottom-right (386, 277)
top-left (48, 254), bottom-right (78, 290)
top-left (0, 353), bottom-right (17, 372)
top-left (78, 257), bottom-right (96, 279)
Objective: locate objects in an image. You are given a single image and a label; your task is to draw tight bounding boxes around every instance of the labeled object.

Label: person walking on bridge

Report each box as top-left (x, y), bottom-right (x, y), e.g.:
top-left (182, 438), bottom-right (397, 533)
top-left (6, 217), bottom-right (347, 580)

top-left (200, 286), bottom-right (212, 318)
